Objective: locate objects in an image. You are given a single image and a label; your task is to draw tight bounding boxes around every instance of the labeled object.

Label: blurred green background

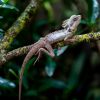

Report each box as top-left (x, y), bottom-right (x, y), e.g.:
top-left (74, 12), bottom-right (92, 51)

top-left (0, 0), bottom-right (100, 100)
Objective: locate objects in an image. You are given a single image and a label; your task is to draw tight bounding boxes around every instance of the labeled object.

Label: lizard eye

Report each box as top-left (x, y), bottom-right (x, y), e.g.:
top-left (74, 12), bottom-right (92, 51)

top-left (68, 28), bottom-right (72, 32)
top-left (73, 17), bottom-right (78, 21)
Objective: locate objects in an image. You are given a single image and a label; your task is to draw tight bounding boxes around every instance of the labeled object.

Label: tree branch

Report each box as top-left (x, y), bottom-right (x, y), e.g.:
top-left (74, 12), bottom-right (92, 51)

top-left (0, 0), bottom-right (41, 51)
top-left (0, 32), bottom-right (100, 66)
top-left (64, 32), bottom-right (100, 45)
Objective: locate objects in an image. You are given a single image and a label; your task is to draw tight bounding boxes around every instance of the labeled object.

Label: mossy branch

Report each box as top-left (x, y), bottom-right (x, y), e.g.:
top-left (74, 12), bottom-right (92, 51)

top-left (64, 32), bottom-right (100, 45)
top-left (0, 32), bottom-right (100, 66)
top-left (0, 44), bottom-right (33, 66)
top-left (0, 0), bottom-right (41, 51)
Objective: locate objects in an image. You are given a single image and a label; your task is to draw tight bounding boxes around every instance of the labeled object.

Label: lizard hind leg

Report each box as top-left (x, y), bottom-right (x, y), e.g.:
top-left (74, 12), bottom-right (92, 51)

top-left (33, 48), bottom-right (49, 65)
top-left (33, 43), bottom-right (55, 65)
top-left (33, 48), bottom-right (43, 65)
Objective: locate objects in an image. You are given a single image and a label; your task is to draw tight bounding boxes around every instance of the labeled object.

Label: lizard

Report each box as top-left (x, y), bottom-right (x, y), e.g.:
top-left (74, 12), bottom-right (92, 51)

top-left (19, 15), bottom-right (81, 100)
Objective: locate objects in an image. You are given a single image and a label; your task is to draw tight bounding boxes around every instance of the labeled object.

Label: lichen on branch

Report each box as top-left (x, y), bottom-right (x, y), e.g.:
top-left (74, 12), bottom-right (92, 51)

top-left (73, 32), bottom-right (100, 43)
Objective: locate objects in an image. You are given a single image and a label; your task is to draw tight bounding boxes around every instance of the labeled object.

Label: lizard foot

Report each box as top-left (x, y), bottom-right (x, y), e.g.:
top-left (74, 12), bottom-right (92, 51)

top-left (33, 48), bottom-right (43, 65)
top-left (64, 38), bottom-right (76, 44)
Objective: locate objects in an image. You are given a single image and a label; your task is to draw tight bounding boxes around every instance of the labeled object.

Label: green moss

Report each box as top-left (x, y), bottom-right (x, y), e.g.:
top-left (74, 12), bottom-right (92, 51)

top-left (78, 34), bottom-right (90, 42)
top-left (57, 42), bottom-right (65, 47)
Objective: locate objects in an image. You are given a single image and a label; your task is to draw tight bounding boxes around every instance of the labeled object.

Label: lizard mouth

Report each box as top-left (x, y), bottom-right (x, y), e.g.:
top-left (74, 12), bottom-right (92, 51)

top-left (72, 15), bottom-right (81, 22)
top-left (77, 15), bottom-right (81, 20)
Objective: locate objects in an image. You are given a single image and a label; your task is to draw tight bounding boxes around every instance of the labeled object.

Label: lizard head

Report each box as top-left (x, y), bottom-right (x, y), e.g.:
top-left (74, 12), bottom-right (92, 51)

top-left (69, 15), bottom-right (81, 32)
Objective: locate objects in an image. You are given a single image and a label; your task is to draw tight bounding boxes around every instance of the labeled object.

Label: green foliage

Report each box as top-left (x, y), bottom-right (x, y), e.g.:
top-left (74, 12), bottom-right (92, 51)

top-left (54, 46), bottom-right (68, 56)
top-left (86, 0), bottom-right (99, 23)
top-left (0, 77), bottom-right (16, 89)
top-left (0, 0), bottom-right (100, 100)
top-left (1, 0), bottom-right (9, 4)
top-left (38, 79), bottom-right (67, 92)
top-left (0, 4), bottom-right (19, 11)
top-left (45, 57), bottom-right (56, 77)
top-left (0, 0), bottom-right (19, 11)
top-left (63, 52), bottom-right (86, 96)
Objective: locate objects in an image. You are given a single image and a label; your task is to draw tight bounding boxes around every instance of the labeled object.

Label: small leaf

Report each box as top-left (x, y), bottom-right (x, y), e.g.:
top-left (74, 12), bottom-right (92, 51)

top-left (54, 46), bottom-right (68, 56)
top-left (0, 28), bottom-right (4, 32)
top-left (1, 0), bottom-right (9, 3)
top-left (0, 16), bottom-right (3, 19)
top-left (91, 0), bottom-right (99, 23)
top-left (0, 77), bottom-right (16, 89)
top-left (0, 4), bottom-right (19, 12)
top-left (86, 0), bottom-right (99, 24)
top-left (38, 79), bottom-right (67, 92)
top-left (45, 57), bottom-right (56, 77)
top-left (9, 69), bottom-right (18, 79)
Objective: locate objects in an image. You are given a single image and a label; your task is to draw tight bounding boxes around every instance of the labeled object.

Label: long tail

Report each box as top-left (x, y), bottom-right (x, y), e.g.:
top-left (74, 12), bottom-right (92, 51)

top-left (19, 46), bottom-right (38, 100)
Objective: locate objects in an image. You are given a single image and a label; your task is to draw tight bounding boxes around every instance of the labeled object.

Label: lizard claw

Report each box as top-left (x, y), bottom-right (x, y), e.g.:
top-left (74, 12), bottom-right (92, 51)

top-left (33, 49), bottom-right (42, 65)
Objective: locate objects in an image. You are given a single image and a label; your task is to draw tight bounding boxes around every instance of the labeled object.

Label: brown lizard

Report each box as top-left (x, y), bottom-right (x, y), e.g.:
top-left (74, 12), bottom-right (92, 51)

top-left (19, 15), bottom-right (81, 100)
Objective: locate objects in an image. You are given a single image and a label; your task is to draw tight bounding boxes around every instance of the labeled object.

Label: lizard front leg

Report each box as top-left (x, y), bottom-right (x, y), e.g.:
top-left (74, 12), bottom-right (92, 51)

top-left (34, 43), bottom-right (55, 64)
top-left (64, 37), bottom-right (76, 44)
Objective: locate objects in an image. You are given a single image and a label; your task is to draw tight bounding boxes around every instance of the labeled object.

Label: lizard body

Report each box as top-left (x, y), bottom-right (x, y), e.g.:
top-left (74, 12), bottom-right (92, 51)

top-left (46, 15), bottom-right (81, 43)
top-left (19, 15), bottom-right (81, 100)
